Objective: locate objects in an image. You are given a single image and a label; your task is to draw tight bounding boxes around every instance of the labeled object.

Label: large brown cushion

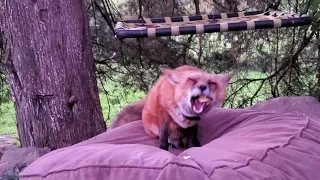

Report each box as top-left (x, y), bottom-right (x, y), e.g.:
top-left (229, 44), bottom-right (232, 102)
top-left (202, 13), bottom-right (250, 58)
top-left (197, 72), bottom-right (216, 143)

top-left (19, 96), bottom-right (320, 180)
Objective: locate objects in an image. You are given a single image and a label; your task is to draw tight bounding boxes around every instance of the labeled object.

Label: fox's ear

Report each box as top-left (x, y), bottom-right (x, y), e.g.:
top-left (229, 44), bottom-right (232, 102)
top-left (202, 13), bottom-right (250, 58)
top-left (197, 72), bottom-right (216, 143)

top-left (215, 74), bottom-right (233, 86)
top-left (162, 68), bottom-right (182, 85)
top-left (221, 74), bottom-right (233, 84)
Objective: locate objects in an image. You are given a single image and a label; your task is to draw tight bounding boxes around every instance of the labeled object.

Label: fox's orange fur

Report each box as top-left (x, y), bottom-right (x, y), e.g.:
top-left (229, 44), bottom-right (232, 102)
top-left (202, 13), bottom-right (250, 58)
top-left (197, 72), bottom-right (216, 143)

top-left (107, 65), bottom-right (232, 150)
top-left (107, 66), bottom-right (202, 130)
top-left (142, 65), bottom-right (232, 150)
top-left (108, 99), bottom-right (146, 130)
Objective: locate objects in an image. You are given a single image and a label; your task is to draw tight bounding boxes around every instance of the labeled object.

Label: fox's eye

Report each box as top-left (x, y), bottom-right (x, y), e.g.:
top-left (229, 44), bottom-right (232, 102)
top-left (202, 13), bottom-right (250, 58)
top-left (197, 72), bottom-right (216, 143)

top-left (208, 81), bottom-right (217, 86)
top-left (189, 78), bottom-right (197, 84)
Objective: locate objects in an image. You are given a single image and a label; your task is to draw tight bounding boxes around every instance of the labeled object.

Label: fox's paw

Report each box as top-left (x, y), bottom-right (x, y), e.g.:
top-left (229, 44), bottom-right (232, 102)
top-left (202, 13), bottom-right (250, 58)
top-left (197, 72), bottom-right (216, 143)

top-left (188, 138), bottom-right (200, 148)
top-left (159, 143), bottom-right (169, 151)
top-left (168, 137), bottom-right (186, 149)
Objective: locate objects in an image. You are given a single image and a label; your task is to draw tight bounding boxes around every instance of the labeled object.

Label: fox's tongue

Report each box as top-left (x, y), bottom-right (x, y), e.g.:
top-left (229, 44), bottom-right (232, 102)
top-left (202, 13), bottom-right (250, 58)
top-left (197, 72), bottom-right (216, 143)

top-left (193, 100), bottom-right (205, 114)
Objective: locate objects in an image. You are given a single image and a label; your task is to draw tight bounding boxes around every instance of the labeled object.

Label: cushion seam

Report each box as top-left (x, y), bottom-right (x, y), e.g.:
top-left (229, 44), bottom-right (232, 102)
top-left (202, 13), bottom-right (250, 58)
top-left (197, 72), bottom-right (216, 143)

top-left (19, 161), bottom-right (205, 178)
top-left (19, 109), bottom-right (314, 179)
top-left (207, 112), bottom-right (310, 177)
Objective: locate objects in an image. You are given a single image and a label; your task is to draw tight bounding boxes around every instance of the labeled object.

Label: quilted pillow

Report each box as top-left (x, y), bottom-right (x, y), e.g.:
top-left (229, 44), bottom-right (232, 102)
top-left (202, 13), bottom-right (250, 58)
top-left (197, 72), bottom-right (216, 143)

top-left (19, 96), bottom-right (320, 180)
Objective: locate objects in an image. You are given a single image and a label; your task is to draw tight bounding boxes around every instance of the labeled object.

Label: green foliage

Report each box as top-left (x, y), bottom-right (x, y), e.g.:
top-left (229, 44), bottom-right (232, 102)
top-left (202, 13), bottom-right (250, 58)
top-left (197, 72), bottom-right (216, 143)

top-left (0, 102), bottom-right (16, 135)
top-left (309, 0), bottom-right (320, 33)
top-left (223, 71), bottom-right (269, 108)
top-left (1, 0), bottom-right (320, 140)
top-left (98, 77), bottom-right (145, 126)
top-left (0, 79), bottom-right (146, 136)
top-left (0, 74), bottom-right (11, 117)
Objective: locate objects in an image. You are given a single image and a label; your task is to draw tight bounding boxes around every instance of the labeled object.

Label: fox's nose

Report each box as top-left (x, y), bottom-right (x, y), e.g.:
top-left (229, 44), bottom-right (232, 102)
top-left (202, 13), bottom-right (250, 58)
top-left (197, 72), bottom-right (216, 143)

top-left (198, 85), bottom-right (207, 91)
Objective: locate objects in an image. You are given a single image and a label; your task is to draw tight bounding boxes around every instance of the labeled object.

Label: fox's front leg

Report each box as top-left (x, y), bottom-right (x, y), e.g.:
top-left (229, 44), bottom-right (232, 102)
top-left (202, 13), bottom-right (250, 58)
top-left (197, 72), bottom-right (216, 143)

top-left (189, 124), bottom-right (200, 147)
top-left (159, 122), bottom-right (169, 151)
top-left (183, 124), bottom-right (200, 148)
top-left (191, 124), bottom-right (200, 147)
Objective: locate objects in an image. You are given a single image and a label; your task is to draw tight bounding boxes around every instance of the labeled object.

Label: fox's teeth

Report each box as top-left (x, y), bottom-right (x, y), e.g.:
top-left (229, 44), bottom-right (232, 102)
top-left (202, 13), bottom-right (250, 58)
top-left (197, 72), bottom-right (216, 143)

top-left (198, 95), bottom-right (209, 103)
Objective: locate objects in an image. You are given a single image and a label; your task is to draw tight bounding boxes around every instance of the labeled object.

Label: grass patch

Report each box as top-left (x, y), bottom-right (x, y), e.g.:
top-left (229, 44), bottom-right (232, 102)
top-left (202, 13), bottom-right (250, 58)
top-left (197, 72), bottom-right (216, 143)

top-left (0, 102), bottom-right (17, 135)
top-left (0, 86), bottom-right (146, 136)
top-left (0, 70), bottom-right (272, 136)
top-left (99, 90), bottom-right (145, 126)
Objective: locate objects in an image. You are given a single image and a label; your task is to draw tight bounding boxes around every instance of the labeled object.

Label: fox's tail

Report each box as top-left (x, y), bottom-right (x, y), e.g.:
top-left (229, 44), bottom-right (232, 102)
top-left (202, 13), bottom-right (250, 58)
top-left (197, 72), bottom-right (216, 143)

top-left (107, 99), bottom-right (146, 130)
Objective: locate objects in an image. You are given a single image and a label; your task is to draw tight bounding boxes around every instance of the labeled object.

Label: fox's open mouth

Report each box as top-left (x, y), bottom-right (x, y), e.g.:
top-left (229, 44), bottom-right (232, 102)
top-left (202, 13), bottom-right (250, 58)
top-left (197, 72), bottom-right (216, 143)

top-left (191, 95), bottom-right (212, 114)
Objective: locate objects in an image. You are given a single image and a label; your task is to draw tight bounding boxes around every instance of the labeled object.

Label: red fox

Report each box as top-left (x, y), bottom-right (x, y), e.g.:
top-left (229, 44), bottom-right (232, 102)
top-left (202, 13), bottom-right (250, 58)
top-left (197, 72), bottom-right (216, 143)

top-left (107, 66), bottom-right (202, 130)
top-left (142, 65), bottom-right (232, 150)
top-left (108, 65), bottom-right (232, 151)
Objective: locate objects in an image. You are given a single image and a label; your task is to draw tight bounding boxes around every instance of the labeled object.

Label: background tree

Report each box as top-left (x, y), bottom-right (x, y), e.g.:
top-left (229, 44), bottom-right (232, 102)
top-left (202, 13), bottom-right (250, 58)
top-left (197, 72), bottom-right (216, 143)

top-left (88, 0), bottom-right (320, 110)
top-left (0, 0), bottom-right (107, 149)
top-left (0, 0), bottom-right (320, 148)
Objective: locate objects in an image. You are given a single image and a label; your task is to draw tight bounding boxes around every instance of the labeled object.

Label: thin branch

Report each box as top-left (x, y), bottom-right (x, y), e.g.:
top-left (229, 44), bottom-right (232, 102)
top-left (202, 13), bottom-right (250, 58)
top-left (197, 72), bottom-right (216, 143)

top-left (98, 76), bottom-right (111, 120)
top-left (240, 0), bottom-right (259, 11)
top-left (211, 0), bottom-right (226, 11)
top-left (224, 31), bottom-right (315, 107)
top-left (94, 1), bottom-right (115, 34)
top-left (193, 0), bottom-right (200, 15)
top-left (138, 0), bottom-right (143, 19)
top-left (178, 0), bottom-right (191, 15)
top-left (137, 39), bottom-right (144, 68)
top-left (103, 0), bottom-right (116, 23)
top-left (91, 0), bottom-right (99, 43)
top-left (182, 35), bottom-right (193, 64)
top-left (250, 79), bottom-right (266, 106)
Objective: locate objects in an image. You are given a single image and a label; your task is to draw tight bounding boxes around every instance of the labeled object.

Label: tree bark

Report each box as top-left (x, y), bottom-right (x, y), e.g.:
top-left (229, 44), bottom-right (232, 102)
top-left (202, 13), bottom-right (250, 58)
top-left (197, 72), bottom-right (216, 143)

top-left (0, 0), bottom-right (107, 149)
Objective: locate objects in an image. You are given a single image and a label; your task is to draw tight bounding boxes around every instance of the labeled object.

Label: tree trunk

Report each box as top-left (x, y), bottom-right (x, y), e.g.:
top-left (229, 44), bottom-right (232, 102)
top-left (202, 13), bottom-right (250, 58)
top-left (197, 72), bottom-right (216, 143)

top-left (0, 0), bottom-right (107, 149)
